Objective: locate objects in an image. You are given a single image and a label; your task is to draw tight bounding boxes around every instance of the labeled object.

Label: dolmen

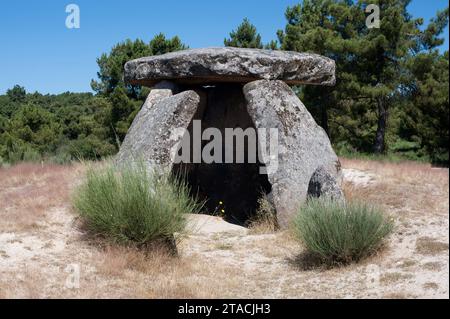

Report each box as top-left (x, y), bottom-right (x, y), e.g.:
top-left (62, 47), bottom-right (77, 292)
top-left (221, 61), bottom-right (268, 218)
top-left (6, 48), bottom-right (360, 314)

top-left (116, 47), bottom-right (343, 228)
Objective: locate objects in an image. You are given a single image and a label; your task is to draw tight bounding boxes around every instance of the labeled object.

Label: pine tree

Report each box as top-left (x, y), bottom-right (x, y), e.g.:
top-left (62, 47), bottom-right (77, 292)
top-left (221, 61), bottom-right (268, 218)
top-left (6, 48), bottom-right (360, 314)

top-left (403, 51), bottom-right (449, 164)
top-left (6, 85), bottom-right (26, 103)
top-left (224, 18), bottom-right (263, 49)
top-left (277, 0), bottom-right (432, 155)
top-left (278, 0), bottom-right (373, 150)
top-left (402, 7), bottom-right (449, 164)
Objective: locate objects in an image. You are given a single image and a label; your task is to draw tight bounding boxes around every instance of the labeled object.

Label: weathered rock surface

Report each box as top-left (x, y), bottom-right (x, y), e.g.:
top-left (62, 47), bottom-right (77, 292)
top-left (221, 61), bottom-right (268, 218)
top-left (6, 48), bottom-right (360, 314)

top-left (307, 166), bottom-right (344, 201)
top-left (116, 89), bottom-right (199, 173)
top-left (119, 81), bottom-right (179, 144)
top-left (243, 80), bottom-right (342, 228)
top-left (125, 47), bottom-right (336, 87)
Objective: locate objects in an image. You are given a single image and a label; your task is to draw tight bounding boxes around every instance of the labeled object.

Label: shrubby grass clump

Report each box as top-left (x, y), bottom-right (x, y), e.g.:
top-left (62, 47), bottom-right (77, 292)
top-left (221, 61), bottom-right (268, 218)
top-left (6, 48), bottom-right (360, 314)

top-left (73, 161), bottom-right (202, 248)
top-left (293, 198), bottom-right (393, 264)
top-left (248, 194), bottom-right (278, 233)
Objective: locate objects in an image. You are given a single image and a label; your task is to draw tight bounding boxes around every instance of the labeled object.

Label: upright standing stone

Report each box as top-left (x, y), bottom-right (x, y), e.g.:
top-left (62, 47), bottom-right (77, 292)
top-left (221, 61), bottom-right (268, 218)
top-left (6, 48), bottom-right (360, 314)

top-left (116, 89), bottom-right (200, 173)
top-left (243, 80), bottom-right (342, 227)
top-left (119, 81), bottom-right (179, 149)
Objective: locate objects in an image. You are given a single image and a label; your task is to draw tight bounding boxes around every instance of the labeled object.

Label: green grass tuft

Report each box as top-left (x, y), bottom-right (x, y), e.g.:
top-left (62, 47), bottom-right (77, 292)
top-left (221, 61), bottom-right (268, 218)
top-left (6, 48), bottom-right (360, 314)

top-left (293, 198), bottom-right (393, 264)
top-left (73, 161), bottom-right (202, 248)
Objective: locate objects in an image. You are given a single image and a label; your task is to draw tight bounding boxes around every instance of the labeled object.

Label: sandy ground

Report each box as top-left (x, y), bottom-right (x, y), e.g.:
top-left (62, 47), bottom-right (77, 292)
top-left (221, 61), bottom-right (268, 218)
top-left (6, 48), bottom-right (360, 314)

top-left (0, 159), bottom-right (448, 299)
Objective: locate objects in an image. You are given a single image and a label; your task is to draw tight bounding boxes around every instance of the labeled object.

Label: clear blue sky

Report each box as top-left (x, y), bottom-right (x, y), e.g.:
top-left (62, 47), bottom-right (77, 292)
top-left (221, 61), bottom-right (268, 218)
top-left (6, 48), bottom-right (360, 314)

top-left (0, 0), bottom-right (448, 94)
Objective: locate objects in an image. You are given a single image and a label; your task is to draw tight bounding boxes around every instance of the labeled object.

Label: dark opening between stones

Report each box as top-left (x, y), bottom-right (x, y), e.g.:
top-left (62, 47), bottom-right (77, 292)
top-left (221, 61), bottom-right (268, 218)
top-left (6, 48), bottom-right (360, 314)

top-left (172, 84), bottom-right (272, 226)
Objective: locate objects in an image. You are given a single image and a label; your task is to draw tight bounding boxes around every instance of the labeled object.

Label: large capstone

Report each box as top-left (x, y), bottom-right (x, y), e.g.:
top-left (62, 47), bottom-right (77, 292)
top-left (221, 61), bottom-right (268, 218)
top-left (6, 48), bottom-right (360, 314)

top-left (125, 47), bottom-right (336, 87)
top-left (117, 47), bottom-right (343, 228)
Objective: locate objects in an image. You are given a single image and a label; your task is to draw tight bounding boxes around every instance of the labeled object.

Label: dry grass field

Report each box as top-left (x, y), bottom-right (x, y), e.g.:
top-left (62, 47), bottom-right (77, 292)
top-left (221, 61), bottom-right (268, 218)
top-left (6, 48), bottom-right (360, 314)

top-left (0, 159), bottom-right (448, 298)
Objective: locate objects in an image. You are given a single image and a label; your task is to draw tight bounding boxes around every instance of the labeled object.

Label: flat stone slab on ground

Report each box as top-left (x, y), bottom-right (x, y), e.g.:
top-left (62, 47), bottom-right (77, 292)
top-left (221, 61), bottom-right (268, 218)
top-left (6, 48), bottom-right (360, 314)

top-left (186, 214), bottom-right (248, 235)
top-left (125, 47), bottom-right (336, 87)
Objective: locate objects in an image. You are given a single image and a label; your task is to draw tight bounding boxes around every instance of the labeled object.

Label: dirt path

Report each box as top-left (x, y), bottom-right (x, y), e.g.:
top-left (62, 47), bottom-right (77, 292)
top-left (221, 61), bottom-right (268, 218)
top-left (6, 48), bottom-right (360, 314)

top-left (0, 161), bottom-right (448, 298)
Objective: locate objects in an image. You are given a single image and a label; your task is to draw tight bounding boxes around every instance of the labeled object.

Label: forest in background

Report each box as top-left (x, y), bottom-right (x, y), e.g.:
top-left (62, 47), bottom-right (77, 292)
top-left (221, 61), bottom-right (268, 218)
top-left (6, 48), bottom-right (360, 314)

top-left (0, 0), bottom-right (448, 166)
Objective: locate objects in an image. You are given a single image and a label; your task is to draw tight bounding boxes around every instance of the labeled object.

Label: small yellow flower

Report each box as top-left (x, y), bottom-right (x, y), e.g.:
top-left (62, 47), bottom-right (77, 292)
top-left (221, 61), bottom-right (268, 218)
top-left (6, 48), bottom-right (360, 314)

top-left (219, 201), bottom-right (223, 205)
top-left (221, 209), bottom-right (225, 213)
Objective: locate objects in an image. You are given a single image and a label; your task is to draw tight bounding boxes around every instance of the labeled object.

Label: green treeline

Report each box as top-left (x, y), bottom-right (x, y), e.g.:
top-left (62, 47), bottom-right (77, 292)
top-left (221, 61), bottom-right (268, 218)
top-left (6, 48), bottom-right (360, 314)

top-left (0, 1), bottom-right (448, 166)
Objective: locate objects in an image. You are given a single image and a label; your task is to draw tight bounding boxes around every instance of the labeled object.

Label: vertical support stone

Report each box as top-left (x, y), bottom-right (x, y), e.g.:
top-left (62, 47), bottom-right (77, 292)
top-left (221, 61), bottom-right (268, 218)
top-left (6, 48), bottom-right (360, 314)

top-left (116, 87), bottom-right (200, 174)
top-left (243, 80), bottom-right (342, 228)
top-left (122, 80), bottom-right (179, 140)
